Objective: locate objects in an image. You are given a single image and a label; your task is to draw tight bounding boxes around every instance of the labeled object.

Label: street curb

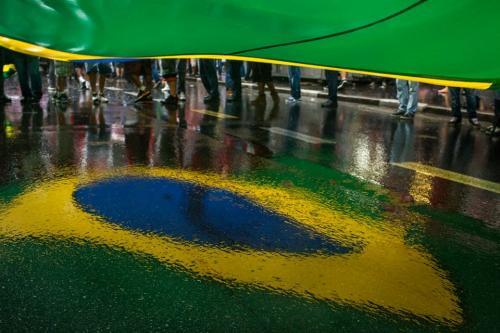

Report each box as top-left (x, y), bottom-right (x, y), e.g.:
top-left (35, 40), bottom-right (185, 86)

top-left (188, 77), bottom-right (495, 122)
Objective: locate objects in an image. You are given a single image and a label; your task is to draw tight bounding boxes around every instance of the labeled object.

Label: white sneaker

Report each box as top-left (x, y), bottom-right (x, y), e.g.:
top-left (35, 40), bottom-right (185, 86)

top-left (99, 94), bottom-right (109, 103)
top-left (92, 93), bottom-right (100, 103)
top-left (179, 92), bottom-right (186, 101)
top-left (161, 82), bottom-right (170, 92)
top-left (286, 96), bottom-right (301, 103)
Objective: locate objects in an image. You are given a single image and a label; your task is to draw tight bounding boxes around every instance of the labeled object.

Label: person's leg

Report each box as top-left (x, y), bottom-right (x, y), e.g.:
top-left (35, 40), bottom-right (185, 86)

top-left (48, 60), bottom-right (56, 90)
top-left (28, 56), bottom-right (42, 100)
top-left (406, 81), bottom-right (419, 115)
top-left (124, 61), bottom-right (143, 90)
top-left (13, 53), bottom-right (33, 100)
top-left (0, 48), bottom-right (10, 102)
top-left (200, 59), bottom-right (219, 99)
top-left (288, 66), bottom-right (301, 100)
top-left (225, 61), bottom-right (234, 95)
top-left (229, 60), bottom-right (242, 100)
top-left (177, 59), bottom-right (186, 95)
top-left (322, 70), bottom-right (338, 107)
top-left (395, 79), bottom-right (409, 114)
top-left (449, 87), bottom-right (462, 122)
top-left (463, 89), bottom-right (477, 119)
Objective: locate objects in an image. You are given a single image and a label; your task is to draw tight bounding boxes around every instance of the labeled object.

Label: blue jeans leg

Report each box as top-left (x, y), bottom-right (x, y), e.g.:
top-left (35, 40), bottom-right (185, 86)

top-left (464, 88), bottom-right (477, 119)
top-left (406, 81), bottom-right (419, 115)
top-left (396, 79), bottom-right (409, 112)
top-left (288, 66), bottom-right (301, 99)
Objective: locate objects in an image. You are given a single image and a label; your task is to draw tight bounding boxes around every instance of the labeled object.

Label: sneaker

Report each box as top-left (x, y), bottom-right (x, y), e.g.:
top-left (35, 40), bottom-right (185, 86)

top-left (162, 95), bottom-right (178, 105)
top-left (321, 99), bottom-right (337, 108)
top-left (178, 92), bottom-right (186, 101)
top-left (92, 93), bottom-right (100, 104)
top-left (58, 93), bottom-right (69, 103)
top-left (286, 96), bottom-right (301, 103)
top-left (392, 110), bottom-right (405, 116)
top-left (99, 94), bottom-right (109, 103)
top-left (337, 80), bottom-right (347, 90)
top-left (469, 118), bottom-right (480, 127)
top-left (400, 112), bottom-right (415, 120)
top-left (448, 117), bottom-right (461, 125)
top-left (81, 81), bottom-right (88, 91)
top-left (161, 82), bottom-right (169, 92)
top-left (135, 89), bottom-right (151, 103)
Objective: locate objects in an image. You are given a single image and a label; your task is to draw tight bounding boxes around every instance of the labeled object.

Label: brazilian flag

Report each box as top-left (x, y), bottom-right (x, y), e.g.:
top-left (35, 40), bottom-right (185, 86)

top-left (0, 0), bottom-right (498, 89)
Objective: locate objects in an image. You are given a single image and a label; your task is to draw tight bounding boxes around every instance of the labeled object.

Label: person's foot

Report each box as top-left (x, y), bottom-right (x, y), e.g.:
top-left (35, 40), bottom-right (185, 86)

top-left (469, 118), bottom-right (480, 127)
top-left (135, 89), bottom-right (151, 103)
top-left (0, 95), bottom-right (12, 104)
top-left (392, 110), bottom-right (405, 116)
top-left (81, 81), bottom-right (88, 91)
top-left (203, 94), bottom-right (219, 103)
top-left (178, 92), bottom-right (186, 101)
top-left (400, 112), bottom-right (415, 120)
top-left (448, 117), bottom-right (462, 125)
top-left (92, 93), bottom-right (100, 104)
top-left (99, 94), bottom-right (109, 103)
top-left (58, 93), bottom-right (69, 104)
top-left (337, 80), bottom-right (347, 90)
top-left (321, 99), bottom-right (337, 108)
top-left (162, 95), bottom-right (178, 105)
top-left (286, 96), bottom-right (301, 103)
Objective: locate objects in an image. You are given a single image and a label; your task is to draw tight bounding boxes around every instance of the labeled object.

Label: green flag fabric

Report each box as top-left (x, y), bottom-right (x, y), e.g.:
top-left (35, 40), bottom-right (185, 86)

top-left (0, 0), bottom-right (498, 89)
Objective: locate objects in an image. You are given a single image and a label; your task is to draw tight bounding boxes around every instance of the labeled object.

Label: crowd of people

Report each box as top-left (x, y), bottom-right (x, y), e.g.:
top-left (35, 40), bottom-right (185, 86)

top-left (0, 46), bottom-right (498, 136)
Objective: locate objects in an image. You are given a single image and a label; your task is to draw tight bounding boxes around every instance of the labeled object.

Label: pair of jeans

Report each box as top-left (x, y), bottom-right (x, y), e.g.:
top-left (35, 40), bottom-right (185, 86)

top-left (177, 59), bottom-right (187, 94)
top-left (13, 53), bottom-right (42, 99)
top-left (225, 60), bottom-right (242, 98)
top-left (449, 88), bottom-right (477, 119)
top-left (288, 66), bottom-right (301, 99)
top-left (325, 70), bottom-right (339, 103)
top-left (396, 79), bottom-right (419, 115)
top-left (200, 59), bottom-right (219, 97)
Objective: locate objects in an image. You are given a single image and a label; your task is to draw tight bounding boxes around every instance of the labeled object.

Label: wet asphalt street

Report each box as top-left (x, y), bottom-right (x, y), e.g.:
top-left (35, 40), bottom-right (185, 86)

top-left (0, 77), bottom-right (499, 332)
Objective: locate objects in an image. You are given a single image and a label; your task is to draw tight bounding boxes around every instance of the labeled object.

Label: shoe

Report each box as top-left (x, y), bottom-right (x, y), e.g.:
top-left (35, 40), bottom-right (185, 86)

top-left (162, 95), bottom-right (178, 105)
top-left (81, 82), bottom-right (88, 91)
top-left (92, 93), bottom-right (100, 104)
top-left (469, 118), bottom-right (480, 127)
top-left (178, 92), bottom-right (186, 101)
top-left (321, 99), bottom-right (337, 108)
top-left (286, 96), bottom-right (301, 103)
top-left (448, 117), bottom-right (461, 125)
top-left (392, 110), bottom-right (405, 116)
top-left (161, 82), bottom-right (169, 92)
top-left (99, 94), bottom-right (109, 103)
top-left (400, 112), bottom-right (415, 120)
top-left (0, 95), bottom-right (11, 104)
top-left (337, 80), bottom-right (347, 90)
top-left (58, 93), bottom-right (69, 103)
top-left (484, 125), bottom-right (500, 136)
top-left (135, 89), bottom-right (151, 103)
top-left (203, 94), bottom-right (219, 103)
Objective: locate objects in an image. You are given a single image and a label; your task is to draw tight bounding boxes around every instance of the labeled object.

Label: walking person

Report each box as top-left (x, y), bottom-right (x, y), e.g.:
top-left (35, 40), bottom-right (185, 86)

top-left (86, 61), bottom-right (111, 104)
top-left (160, 59), bottom-right (178, 105)
top-left (392, 79), bottom-right (419, 120)
top-left (251, 62), bottom-right (278, 101)
top-left (177, 59), bottom-right (187, 101)
top-left (448, 87), bottom-right (480, 126)
top-left (0, 47), bottom-right (11, 104)
top-left (52, 61), bottom-right (73, 103)
top-left (124, 60), bottom-right (153, 103)
top-left (226, 60), bottom-right (242, 102)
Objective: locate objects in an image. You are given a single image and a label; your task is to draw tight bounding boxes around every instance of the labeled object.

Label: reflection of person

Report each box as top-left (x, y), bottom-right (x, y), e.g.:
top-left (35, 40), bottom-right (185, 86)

top-left (448, 87), bottom-right (479, 126)
top-left (321, 70), bottom-right (339, 108)
top-left (392, 79), bottom-right (419, 120)
top-left (0, 47), bottom-right (11, 104)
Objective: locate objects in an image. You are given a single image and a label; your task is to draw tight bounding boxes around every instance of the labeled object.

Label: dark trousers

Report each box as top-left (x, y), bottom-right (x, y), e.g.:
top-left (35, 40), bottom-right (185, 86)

top-left (226, 60), bottom-right (242, 98)
top-left (200, 59), bottom-right (219, 97)
top-left (325, 70), bottom-right (339, 103)
top-left (449, 87), bottom-right (477, 119)
top-left (0, 48), bottom-right (5, 96)
top-left (177, 59), bottom-right (187, 94)
top-left (13, 53), bottom-right (42, 99)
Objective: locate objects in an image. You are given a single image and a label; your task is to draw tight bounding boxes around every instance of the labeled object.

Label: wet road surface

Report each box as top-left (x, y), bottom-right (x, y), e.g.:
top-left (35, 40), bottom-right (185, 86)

top-left (0, 78), bottom-right (499, 332)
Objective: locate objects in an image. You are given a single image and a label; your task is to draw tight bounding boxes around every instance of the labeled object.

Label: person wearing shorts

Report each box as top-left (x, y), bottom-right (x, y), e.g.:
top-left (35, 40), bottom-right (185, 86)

top-left (73, 62), bottom-right (89, 91)
top-left (52, 61), bottom-right (73, 103)
top-left (124, 60), bottom-right (153, 103)
top-left (160, 59), bottom-right (178, 105)
top-left (85, 61), bottom-right (111, 104)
